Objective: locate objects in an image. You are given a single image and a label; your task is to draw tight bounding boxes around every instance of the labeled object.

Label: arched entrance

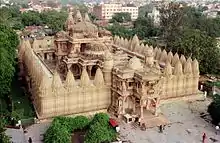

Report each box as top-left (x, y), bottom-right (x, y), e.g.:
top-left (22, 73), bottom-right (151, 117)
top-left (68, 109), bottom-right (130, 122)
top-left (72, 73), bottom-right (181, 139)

top-left (80, 43), bottom-right (87, 52)
top-left (71, 64), bottom-right (81, 79)
top-left (91, 65), bottom-right (98, 80)
top-left (124, 96), bottom-right (133, 114)
top-left (57, 61), bottom-right (68, 81)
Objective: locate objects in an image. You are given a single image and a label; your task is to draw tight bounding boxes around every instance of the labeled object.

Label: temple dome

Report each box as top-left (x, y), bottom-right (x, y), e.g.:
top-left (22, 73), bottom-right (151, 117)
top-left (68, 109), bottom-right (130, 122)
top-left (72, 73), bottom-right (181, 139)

top-left (85, 42), bottom-right (108, 56)
top-left (128, 56), bottom-right (143, 70)
top-left (73, 21), bottom-right (98, 33)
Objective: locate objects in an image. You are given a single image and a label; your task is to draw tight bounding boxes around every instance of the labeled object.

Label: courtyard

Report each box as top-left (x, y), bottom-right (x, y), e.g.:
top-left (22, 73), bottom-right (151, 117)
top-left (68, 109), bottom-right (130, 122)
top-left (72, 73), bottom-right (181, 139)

top-left (119, 99), bottom-right (220, 143)
top-left (23, 99), bottom-right (220, 143)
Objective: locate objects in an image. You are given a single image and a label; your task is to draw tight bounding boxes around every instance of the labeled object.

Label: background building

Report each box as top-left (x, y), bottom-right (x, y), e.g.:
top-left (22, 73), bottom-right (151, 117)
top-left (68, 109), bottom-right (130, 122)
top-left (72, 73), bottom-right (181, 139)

top-left (93, 3), bottom-right (138, 20)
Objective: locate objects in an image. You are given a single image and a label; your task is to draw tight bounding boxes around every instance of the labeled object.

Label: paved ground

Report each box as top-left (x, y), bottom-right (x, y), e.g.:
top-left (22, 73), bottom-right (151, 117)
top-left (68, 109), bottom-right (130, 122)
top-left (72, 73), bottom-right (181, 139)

top-left (119, 99), bottom-right (220, 143)
top-left (22, 99), bottom-right (220, 143)
top-left (5, 128), bottom-right (26, 143)
top-left (24, 122), bottom-right (50, 143)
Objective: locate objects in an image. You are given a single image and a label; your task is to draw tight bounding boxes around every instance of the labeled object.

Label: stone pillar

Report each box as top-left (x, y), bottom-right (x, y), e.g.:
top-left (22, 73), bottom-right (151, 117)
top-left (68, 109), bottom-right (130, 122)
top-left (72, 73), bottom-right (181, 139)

top-left (68, 43), bottom-right (79, 58)
top-left (132, 97), bottom-right (136, 113)
top-left (49, 53), bottom-right (53, 60)
top-left (146, 99), bottom-right (151, 110)
top-left (87, 65), bottom-right (92, 78)
top-left (122, 96), bottom-right (126, 114)
top-left (140, 105), bottom-right (144, 123)
top-left (154, 98), bottom-right (160, 116)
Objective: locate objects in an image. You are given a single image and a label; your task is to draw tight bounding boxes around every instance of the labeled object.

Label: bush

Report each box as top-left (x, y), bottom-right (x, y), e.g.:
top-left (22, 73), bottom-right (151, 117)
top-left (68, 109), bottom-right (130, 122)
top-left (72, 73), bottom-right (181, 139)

top-left (44, 113), bottom-right (117, 143)
top-left (91, 113), bottom-right (109, 126)
top-left (44, 120), bottom-right (71, 143)
top-left (208, 94), bottom-right (220, 125)
top-left (84, 113), bottom-right (117, 143)
top-left (44, 115), bottom-right (90, 143)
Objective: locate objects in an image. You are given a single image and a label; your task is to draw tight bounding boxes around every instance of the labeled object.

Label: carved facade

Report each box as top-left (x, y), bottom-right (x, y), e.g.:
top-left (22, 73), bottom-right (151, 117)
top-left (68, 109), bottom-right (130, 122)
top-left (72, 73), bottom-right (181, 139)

top-left (18, 11), bottom-right (200, 122)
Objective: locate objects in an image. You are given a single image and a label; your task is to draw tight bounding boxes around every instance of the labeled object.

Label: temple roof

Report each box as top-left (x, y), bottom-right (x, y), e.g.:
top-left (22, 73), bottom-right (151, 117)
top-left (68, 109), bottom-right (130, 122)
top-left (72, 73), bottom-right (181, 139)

top-left (87, 42), bottom-right (108, 52)
top-left (128, 56), bottom-right (143, 70)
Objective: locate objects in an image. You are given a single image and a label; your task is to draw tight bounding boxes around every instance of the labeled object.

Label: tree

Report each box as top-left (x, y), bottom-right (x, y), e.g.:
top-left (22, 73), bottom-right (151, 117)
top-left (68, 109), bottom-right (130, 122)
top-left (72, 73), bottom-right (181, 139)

top-left (40, 10), bottom-right (68, 32)
top-left (133, 16), bottom-right (161, 39)
top-left (159, 3), bottom-right (185, 46)
top-left (44, 120), bottom-right (71, 143)
top-left (0, 24), bottom-right (19, 97)
top-left (138, 4), bottom-right (154, 18)
top-left (84, 113), bottom-right (117, 143)
top-left (107, 23), bottom-right (133, 39)
top-left (182, 7), bottom-right (220, 37)
top-left (208, 94), bottom-right (220, 125)
top-left (110, 12), bottom-right (131, 23)
top-left (84, 122), bottom-right (116, 143)
top-left (89, 13), bottom-right (98, 22)
top-left (21, 11), bottom-right (42, 26)
top-left (0, 119), bottom-right (10, 143)
top-left (44, 115), bottom-right (90, 143)
top-left (0, 6), bottom-right (23, 30)
top-left (171, 28), bottom-right (220, 74)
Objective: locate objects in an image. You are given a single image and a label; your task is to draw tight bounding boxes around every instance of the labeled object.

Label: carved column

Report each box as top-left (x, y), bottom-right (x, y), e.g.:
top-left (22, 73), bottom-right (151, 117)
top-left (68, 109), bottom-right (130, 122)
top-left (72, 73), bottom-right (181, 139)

top-left (146, 99), bottom-right (151, 110)
top-left (87, 65), bottom-right (92, 78)
top-left (122, 96), bottom-right (126, 114)
top-left (154, 97), bottom-right (160, 116)
top-left (141, 99), bottom-right (145, 117)
top-left (132, 97), bottom-right (136, 113)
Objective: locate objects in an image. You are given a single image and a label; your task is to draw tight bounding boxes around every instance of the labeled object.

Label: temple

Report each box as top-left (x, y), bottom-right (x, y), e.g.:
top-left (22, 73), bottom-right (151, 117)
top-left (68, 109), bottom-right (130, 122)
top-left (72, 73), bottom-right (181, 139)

top-left (18, 10), bottom-right (201, 125)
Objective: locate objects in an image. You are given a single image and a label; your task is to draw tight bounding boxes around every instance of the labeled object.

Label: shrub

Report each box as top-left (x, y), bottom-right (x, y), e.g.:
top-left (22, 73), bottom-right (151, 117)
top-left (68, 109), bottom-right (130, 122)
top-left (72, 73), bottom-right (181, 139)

top-left (91, 113), bottom-right (109, 126)
top-left (84, 113), bottom-right (117, 143)
top-left (44, 121), bottom-right (71, 143)
top-left (44, 115), bottom-right (90, 143)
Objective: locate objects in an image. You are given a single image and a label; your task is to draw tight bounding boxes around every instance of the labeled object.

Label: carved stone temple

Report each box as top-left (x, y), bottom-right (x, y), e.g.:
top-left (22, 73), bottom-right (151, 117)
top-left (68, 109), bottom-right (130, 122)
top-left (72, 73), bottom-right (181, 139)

top-left (18, 11), bottom-right (201, 124)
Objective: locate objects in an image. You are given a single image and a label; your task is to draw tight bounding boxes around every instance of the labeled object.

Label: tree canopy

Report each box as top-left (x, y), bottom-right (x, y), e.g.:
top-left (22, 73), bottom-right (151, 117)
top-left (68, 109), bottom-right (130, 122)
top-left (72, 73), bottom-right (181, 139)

top-left (107, 23), bottom-right (133, 39)
top-left (84, 113), bottom-right (117, 143)
top-left (171, 28), bottom-right (220, 74)
top-left (0, 24), bottom-right (19, 97)
top-left (133, 16), bottom-right (161, 39)
top-left (0, 119), bottom-right (10, 143)
top-left (0, 6), bottom-right (68, 32)
top-left (110, 12), bottom-right (131, 23)
top-left (44, 113), bottom-right (117, 143)
top-left (44, 116), bottom-right (90, 143)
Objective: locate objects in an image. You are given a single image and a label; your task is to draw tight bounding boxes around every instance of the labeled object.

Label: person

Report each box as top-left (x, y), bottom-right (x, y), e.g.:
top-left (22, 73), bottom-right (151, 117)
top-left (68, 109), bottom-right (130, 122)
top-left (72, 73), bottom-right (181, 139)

top-left (159, 125), bottom-right (163, 133)
top-left (28, 137), bottom-right (32, 143)
top-left (202, 133), bottom-right (206, 143)
top-left (215, 126), bottom-right (219, 135)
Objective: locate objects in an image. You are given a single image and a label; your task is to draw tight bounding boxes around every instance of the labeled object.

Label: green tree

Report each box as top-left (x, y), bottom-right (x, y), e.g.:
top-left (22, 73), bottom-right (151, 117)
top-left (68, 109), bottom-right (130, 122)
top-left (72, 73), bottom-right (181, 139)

top-left (0, 119), bottom-right (10, 143)
top-left (107, 23), bottom-right (133, 39)
top-left (89, 13), bottom-right (98, 22)
top-left (44, 115), bottom-right (90, 143)
top-left (0, 24), bottom-right (19, 97)
top-left (138, 4), bottom-right (154, 18)
top-left (21, 11), bottom-right (42, 26)
top-left (40, 10), bottom-right (68, 32)
top-left (84, 122), bottom-right (117, 143)
top-left (44, 120), bottom-right (71, 143)
top-left (183, 7), bottom-right (220, 37)
top-left (84, 113), bottom-right (117, 143)
top-left (133, 16), bottom-right (161, 39)
top-left (110, 12), bottom-right (131, 23)
top-left (159, 2), bottom-right (185, 46)
top-left (171, 28), bottom-right (220, 74)
top-left (0, 6), bottom-right (23, 30)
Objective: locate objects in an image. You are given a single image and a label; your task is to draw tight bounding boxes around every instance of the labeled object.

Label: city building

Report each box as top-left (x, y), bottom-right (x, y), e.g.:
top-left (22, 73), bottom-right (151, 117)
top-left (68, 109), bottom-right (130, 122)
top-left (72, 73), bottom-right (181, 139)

top-left (18, 11), bottom-right (201, 126)
top-left (93, 3), bottom-right (138, 20)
